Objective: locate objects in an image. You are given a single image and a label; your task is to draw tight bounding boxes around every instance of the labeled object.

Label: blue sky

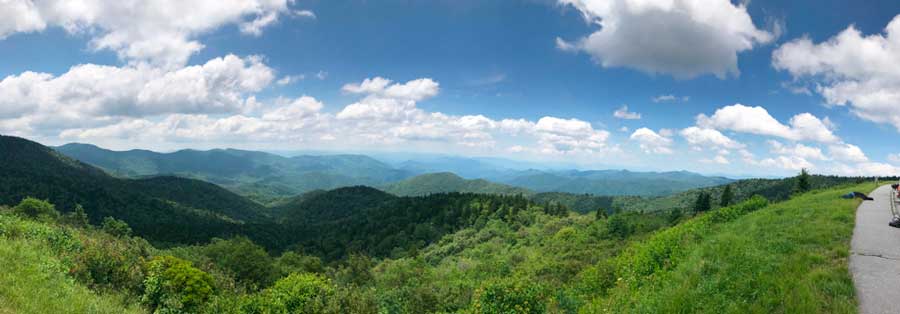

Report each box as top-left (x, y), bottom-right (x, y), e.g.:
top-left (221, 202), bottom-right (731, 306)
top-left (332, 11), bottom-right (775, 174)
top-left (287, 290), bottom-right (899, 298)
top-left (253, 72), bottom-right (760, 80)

top-left (2, 0), bottom-right (900, 177)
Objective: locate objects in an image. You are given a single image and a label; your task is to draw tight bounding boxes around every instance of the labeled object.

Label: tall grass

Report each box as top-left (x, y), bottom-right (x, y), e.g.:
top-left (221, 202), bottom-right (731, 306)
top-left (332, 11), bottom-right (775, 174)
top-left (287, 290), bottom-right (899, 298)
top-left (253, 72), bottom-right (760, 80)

top-left (0, 213), bottom-right (144, 314)
top-left (587, 182), bottom-right (875, 313)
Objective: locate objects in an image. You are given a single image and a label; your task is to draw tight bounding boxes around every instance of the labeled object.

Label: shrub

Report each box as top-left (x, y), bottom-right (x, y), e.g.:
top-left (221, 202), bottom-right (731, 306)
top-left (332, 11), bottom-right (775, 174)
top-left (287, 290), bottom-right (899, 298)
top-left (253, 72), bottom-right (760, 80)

top-left (13, 197), bottom-right (59, 222)
top-left (142, 255), bottom-right (216, 313)
top-left (69, 231), bottom-right (150, 293)
top-left (470, 280), bottom-right (545, 314)
top-left (275, 251), bottom-right (325, 276)
top-left (201, 237), bottom-right (276, 290)
top-left (102, 217), bottom-right (132, 238)
top-left (242, 273), bottom-right (335, 314)
top-left (606, 214), bottom-right (633, 239)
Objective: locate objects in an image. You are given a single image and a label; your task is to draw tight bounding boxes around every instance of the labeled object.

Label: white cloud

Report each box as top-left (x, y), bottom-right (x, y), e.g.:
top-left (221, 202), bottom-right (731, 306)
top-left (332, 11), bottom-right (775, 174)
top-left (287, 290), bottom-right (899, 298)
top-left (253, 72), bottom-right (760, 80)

top-left (767, 140), bottom-right (827, 161)
top-left (613, 105), bottom-right (641, 119)
top-left (0, 0), bottom-right (293, 68)
top-left (829, 143), bottom-right (868, 163)
top-left (316, 71), bottom-right (328, 80)
top-left (293, 10), bottom-right (316, 19)
top-left (697, 104), bottom-right (839, 143)
top-left (0, 54), bottom-right (273, 133)
top-left (652, 94), bottom-right (689, 103)
top-left (261, 96), bottom-right (323, 121)
top-left (276, 75), bottom-right (304, 85)
top-left (758, 156), bottom-right (814, 171)
top-left (557, 0), bottom-right (773, 79)
top-left (48, 75), bottom-right (618, 157)
top-left (888, 153), bottom-right (900, 164)
top-left (773, 15), bottom-right (900, 132)
top-left (679, 127), bottom-right (744, 149)
top-left (630, 127), bottom-right (672, 154)
top-left (831, 162), bottom-right (900, 177)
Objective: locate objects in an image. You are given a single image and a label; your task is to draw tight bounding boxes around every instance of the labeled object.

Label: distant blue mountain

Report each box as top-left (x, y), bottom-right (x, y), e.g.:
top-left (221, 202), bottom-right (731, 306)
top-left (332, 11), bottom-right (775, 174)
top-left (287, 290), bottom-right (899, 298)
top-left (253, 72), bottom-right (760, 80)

top-left (56, 143), bottom-right (735, 201)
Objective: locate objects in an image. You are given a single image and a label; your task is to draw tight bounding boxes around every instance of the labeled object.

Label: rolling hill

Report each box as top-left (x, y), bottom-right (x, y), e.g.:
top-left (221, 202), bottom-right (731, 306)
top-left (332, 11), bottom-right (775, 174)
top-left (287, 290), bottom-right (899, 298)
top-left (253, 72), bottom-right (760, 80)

top-left (55, 143), bottom-right (414, 204)
top-left (380, 172), bottom-right (533, 196)
top-left (497, 169), bottom-right (734, 196)
top-left (0, 135), bottom-right (262, 244)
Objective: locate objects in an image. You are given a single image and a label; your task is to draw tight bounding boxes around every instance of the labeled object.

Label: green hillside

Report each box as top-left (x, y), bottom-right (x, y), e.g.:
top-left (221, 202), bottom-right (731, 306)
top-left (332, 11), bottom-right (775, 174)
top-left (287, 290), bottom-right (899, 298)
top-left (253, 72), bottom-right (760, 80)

top-left (586, 182), bottom-right (876, 313)
top-left (614, 176), bottom-right (869, 213)
top-left (380, 172), bottom-right (533, 196)
top-left (0, 166), bottom-right (879, 313)
top-left (0, 135), bottom-right (254, 245)
top-left (272, 186), bottom-right (563, 261)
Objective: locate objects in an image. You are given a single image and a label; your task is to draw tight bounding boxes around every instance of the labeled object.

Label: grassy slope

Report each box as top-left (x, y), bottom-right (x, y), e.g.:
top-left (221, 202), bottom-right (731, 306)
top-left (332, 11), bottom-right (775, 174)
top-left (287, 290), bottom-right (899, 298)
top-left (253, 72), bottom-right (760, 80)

top-left (0, 236), bottom-right (143, 314)
top-left (594, 182), bottom-right (875, 313)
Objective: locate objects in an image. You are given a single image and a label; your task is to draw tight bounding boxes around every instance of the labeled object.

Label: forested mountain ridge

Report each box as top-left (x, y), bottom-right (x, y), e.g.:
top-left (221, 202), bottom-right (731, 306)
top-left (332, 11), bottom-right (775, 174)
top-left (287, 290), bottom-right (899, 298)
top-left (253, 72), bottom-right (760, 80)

top-left (56, 142), bottom-right (739, 201)
top-left (0, 135), bottom-right (259, 244)
top-left (380, 172), bottom-right (533, 196)
top-left (498, 169), bottom-right (734, 196)
top-left (55, 142), bottom-right (414, 204)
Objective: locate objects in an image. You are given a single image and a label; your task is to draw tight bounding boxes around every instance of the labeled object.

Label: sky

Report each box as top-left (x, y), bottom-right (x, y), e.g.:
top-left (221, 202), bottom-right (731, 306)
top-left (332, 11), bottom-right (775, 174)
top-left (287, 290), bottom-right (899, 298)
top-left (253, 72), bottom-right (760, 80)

top-left (2, 0), bottom-right (900, 177)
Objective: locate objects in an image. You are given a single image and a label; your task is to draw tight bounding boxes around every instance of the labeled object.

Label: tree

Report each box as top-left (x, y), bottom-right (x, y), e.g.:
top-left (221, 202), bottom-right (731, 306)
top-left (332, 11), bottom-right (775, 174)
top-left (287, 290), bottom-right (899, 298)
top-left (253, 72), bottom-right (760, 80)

top-left (242, 273), bottom-right (335, 314)
top-left (693, 193), bottom-right (711, 213)
top-left (667, 208), bottom-right (682, 225)
top-left (719, 185), bottom-right (734, 207)
top-left (141, 256), bottom-right (215, 313)
top-left (595, 208), bottom-right (608, 220)
top-left (471, 280), bottom-right (546, 314)
top-left (201, 236), bottom-right (276, 290)
top-left (606, 214), bottom-right (633, 239)
top-left (65, 204), bottom-right (90, 227)
top-left (796, 168), bottom-right (811, 193)
top-left (13, 197), bottom-right (59, 222)
top-left (101, 217), bottom-right (132, 237)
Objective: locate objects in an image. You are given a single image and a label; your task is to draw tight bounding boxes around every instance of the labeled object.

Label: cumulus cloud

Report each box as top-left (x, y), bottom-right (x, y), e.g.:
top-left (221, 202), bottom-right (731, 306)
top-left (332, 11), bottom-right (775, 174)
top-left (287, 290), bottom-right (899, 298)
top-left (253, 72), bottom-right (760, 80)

top-left (697, 104), bottom-right (839, 143)
top-left (0, 0), bottom-right (293, 68)
top-left (828, 143), bottom-right (868, 163)
top-left (773, 15), bottom-right (900, 132)
top-left (680, 127), bottom-right (744, 149)
top-left (758, 156), bottom-right (814, 171)
top-left (767, 140), bottom-right (827, 161)
top-left (557, 0), bottom-right (773, 79)
top-left (613, 105), bottom-right (641, 119)
top-left (11, 73), bottom-right (616, 157)
top-left (630, 127), bottom-right (672, 154)
top-left (0, 54), bottom-right (273, 134)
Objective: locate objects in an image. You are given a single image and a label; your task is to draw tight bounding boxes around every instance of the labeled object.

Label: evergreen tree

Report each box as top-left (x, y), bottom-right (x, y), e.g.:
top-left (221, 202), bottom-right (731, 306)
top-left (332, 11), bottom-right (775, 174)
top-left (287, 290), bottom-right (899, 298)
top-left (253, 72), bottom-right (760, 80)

top-left (693, 192), bottom-right (711, 213)
top-left (796, 168), bottom-right (811, 193)
top-left (720, 185), bottom-right (734, 207)
top-left (67, 203), bottom-right (90, 227)
top-left (595, 208), bottom-right (607, 220)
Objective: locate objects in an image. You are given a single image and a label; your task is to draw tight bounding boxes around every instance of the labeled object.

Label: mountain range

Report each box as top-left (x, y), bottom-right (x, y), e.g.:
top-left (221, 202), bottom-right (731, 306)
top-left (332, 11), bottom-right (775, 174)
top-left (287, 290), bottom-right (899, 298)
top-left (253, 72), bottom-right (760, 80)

top-left (55, 142), bottom-right (735, 202)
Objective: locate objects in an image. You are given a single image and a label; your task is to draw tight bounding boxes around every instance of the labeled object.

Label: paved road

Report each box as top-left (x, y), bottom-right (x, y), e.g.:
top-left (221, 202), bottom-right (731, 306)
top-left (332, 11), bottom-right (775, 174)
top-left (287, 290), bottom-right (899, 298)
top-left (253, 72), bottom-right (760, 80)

top-left (851, 184), bottom-right (900, 314)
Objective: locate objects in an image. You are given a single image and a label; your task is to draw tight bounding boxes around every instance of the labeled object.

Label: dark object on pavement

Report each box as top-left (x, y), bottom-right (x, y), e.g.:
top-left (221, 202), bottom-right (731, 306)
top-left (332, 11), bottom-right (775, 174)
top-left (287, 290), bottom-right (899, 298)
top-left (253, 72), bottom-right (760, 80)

top-left (890, 217), bottom-right (900, 228)
top-left (842, 192), bottom-right (874, 201)
top-left (892, 183), bottom-right (899, 189)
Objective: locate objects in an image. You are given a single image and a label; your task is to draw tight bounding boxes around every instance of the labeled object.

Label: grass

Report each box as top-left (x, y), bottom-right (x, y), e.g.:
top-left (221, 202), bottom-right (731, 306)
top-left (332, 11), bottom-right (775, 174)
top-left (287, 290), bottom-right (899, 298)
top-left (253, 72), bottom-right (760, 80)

top-left (592, 182), bottom-right (875, 314)
top-left (0, 214), bottom-right (144, 314)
